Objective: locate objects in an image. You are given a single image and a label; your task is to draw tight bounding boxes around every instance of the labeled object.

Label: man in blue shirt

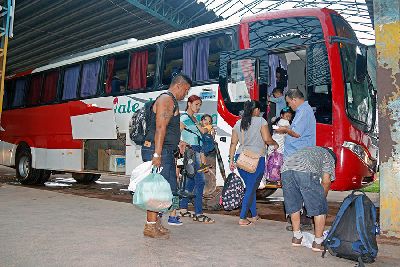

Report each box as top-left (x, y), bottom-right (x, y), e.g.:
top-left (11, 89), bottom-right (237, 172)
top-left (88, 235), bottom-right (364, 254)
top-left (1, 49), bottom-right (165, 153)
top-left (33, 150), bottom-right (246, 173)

top-left (275, 88), bottom-right (316, 158)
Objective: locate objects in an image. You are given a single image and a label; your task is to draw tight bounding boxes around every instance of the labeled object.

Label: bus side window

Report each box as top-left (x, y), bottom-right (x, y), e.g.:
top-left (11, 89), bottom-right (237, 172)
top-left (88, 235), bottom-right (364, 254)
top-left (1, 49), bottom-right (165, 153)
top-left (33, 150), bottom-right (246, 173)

top-left (11, 78), bottom-right (28, 108)
top-left (41, 70), bottom-right (59, 104)
top-left (62, 65), bottom-right (81, 101)
top-left (27, 75), bottom-right (43, 106)
top-left (104, 53), bottom-right (129, 95)
top-left (3, 80), bottom-right (12, 110)
top-left (80, 60), bottom-right (101, 98)
top-left (199, 33), bottom-right (233, 81)
top-left (162, 41), bottom-right (185, 86)
top-left (127, 47), bottom-right (156, 91)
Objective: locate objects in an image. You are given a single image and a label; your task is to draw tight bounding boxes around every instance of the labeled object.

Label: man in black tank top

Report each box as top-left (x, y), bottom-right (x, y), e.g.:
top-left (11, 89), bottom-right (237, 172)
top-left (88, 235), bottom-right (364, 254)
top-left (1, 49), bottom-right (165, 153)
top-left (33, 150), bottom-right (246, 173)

top-left (141, 73), bottom-right (192, 239)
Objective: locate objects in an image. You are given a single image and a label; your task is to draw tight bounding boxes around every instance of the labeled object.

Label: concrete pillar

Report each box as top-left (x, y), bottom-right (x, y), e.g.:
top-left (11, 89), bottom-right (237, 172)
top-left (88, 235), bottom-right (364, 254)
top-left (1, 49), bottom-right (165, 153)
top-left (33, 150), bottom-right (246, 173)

top-left (374, 0), bottom-right (400, 238)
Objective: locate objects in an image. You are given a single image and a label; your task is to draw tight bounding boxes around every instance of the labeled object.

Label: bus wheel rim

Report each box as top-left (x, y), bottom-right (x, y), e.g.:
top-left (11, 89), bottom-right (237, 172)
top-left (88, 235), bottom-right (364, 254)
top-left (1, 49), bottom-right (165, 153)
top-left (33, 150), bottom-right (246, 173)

top-left (18, 156), bottom-right (30, 178)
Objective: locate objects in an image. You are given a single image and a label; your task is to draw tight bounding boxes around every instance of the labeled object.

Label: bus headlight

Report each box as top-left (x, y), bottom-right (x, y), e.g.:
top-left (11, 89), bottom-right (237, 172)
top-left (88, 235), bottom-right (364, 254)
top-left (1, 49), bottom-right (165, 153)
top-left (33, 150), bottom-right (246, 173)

top-left (342, 141), bottom-right (377, 172)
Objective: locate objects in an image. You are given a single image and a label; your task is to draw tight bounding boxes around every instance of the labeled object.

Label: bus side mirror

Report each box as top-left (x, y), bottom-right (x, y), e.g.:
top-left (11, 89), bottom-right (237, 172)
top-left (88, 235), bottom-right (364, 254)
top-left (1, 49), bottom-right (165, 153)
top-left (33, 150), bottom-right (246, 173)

top-left (355, 46), bottom-right (367, 83)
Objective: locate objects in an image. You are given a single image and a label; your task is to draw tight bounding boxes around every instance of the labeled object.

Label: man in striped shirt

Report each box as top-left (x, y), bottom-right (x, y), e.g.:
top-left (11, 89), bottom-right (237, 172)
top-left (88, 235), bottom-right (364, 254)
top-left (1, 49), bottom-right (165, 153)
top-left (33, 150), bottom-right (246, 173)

top-left (281, 146), bottom-right (336, 252)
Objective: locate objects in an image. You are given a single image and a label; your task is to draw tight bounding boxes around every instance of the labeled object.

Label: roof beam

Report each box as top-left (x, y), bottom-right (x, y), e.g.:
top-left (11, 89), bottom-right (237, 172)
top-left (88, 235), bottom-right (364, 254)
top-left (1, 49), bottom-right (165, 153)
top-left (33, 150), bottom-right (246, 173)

top-left (124, 0), bottom-right (194, 29)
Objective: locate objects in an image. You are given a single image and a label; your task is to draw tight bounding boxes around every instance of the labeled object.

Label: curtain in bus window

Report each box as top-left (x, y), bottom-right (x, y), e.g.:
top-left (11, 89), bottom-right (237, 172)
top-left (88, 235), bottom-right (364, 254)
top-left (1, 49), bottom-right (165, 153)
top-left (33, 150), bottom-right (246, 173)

top-left (27, 75), bottom-right (42, 105)
top-left (183, 40), bottom-right (196, 80)
top-left (42, 71), bottom-right (59, 103)
top-left (2, 87), bottom-right (8, 109)
top-left (105, 58), bottom-right (115, 94)
top-left (80, 61), bottom-right (101, 97)
top-left (196, 37), bottom-right (210, 81)
top-left (62, 66), bottom-right (80, 100)
top-left (267, 55), bottom-right (288, 95)
top-left (12, 79), bottom-right (28, 107)
top-left (128, 51), bottom-right (148, 90)
top-left (240, 59), bottom-right (255, 95)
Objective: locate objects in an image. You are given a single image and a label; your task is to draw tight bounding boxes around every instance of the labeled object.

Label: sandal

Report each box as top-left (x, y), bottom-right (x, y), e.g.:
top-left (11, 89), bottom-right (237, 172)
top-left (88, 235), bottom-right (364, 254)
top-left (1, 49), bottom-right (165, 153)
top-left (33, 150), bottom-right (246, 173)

top-left (179, 211), bottom-right (194, 218)
top-left (247, 215), bottom-right (260, 223)
top-left (238, 219), bottom-right (252, 226)
top-left (193, 214), bottom-right (215, 224)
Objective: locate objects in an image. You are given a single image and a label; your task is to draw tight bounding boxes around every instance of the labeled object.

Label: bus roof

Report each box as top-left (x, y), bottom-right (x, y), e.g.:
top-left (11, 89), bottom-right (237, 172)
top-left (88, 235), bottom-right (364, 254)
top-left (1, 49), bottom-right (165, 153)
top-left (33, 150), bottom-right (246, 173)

top-left (241, 7), bottom-right (338, 24)
top-left (32, 19), bottom-right (239, 74)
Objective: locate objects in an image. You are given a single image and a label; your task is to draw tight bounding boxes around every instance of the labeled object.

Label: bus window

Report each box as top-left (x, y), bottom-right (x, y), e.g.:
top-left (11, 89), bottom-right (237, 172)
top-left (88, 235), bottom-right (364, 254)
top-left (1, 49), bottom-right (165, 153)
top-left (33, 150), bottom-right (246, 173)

top-left (41, 70), bottom-right (59, 104)
top-left (199, 34), bottom-right (233, 81)
top-left (127, 47), bottom-right (156, 91)
top-left (80, 61), bottom-right (100, 98)
top-left (163, 41), bottom-right (185, 85)
top-left (249, 17), bottom-right (324, 49)
top-left (27, 75), bottom-right (43, 106)
top-left (332, 14), bottom-right (373, 130)
top-left (3, 80), bottom-right (12, 110)
top-left (227, 59), bottom-right (254, 103)
top-left (11, 78), bottom-right (28, 108)
top-left (162, 34), bottom-right (233, 85)
top-left (62, 65), bottom-right (81, 100)
top-left (104, 53), bottom-right (129, 94)
top-left (306, 43), bottom-right (332, 124)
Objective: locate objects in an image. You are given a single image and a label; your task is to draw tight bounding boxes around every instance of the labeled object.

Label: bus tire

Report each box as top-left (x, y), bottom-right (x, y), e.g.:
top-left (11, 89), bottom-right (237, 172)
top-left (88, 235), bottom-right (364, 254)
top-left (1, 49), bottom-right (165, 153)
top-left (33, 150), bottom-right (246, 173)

top-left (72, 173), bottom-right (100, 184)
top-left (16, 148), bottom-right (41, 185)
top-left (256, 188), bottom-right (277, 199)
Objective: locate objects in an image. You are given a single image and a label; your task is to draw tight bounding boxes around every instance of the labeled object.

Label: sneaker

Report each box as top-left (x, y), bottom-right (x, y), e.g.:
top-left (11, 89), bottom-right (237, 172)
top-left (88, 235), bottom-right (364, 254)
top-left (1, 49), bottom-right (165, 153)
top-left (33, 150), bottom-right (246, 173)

top-left (168, 216), bottom-right (183, 226)
top-left (291, 236), bottom-right (303, 247)
top-left (312, 241), bottom-right (324, 252)
top-left (143, 223), bottom-right (169, 239)
top-left (197, 163), bottom-right (210, 173)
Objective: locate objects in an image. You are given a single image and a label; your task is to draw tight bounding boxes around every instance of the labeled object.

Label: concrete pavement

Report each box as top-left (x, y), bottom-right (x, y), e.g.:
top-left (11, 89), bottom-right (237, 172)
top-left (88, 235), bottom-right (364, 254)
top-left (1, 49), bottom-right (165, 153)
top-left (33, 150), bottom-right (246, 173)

top-left (0, 184), bottom-right (398, 267)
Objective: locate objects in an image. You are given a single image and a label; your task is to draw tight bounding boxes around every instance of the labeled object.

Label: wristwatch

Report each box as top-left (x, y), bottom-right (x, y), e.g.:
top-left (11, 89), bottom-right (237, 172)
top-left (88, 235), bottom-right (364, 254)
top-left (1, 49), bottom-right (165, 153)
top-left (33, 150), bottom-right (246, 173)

top-left (153, 153), bottom-right (161, 158)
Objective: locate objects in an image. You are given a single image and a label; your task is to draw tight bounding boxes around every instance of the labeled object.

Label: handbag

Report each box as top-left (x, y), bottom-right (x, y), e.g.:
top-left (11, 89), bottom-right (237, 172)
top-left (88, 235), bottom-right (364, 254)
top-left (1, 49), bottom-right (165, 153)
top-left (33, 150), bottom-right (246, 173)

top-left (236, 128), bottom-right (261, 173)
top-left (236, 149), bottom-right (260, 173)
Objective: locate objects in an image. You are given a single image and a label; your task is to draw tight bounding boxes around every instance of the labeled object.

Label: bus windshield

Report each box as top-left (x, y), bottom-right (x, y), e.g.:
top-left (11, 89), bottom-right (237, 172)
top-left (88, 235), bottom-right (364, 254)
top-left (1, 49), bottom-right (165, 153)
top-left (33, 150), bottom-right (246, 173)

top-left (249, 16), bottom-right (324, 49)
top-left (332, 14), bottom-right (374, 131)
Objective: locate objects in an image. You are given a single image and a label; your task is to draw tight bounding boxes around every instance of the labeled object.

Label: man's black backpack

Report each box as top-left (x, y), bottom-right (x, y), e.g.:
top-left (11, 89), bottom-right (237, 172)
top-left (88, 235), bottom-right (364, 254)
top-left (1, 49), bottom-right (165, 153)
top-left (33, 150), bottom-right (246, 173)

top-left (323, 191), bottom-right (379, 266)
top-left (129, 92), bottom-right (178, 145)
top-left (221, 173), bottom-right (245, 211)
top-left (129, 100), bottom-right (154, 145)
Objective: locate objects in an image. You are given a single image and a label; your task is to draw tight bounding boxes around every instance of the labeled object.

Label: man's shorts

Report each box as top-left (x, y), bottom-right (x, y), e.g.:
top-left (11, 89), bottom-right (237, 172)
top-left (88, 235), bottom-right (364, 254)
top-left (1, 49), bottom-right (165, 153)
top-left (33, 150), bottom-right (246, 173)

top-left (281, 170), bottom-right (328, 217)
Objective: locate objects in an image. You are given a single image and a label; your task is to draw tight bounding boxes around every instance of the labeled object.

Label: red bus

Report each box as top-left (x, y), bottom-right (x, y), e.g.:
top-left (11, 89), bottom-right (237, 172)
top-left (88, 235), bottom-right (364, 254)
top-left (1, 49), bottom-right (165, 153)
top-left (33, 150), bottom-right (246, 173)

top-left (0, 8), bottom-right (376, 197)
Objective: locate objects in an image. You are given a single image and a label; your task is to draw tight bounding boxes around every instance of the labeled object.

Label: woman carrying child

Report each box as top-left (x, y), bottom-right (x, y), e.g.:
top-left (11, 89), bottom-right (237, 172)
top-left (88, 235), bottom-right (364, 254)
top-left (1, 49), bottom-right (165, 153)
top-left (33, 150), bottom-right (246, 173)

top-left (179, 95), bottom-right (215, 223)
top-left (229, 100), bottom-right (278, 226)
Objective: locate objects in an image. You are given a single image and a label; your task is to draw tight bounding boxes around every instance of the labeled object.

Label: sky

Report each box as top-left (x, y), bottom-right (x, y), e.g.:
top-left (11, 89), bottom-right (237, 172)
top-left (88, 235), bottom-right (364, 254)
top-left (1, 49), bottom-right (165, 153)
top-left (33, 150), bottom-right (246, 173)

top-left (197, 0), bottom-right (375, 45)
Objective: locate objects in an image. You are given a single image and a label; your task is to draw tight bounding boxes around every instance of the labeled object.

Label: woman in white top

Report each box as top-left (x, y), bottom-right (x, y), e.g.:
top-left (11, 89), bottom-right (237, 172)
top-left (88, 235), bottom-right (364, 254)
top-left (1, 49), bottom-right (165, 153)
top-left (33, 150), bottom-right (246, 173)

top-left (229, 100), bottom-right (278, 226)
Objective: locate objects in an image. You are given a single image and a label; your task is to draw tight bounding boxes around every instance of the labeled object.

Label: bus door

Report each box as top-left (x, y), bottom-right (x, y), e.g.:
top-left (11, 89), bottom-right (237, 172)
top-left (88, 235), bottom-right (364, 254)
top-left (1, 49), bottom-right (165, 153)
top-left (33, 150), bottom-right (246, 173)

top-left (216, 49), bottom-right (269, 184)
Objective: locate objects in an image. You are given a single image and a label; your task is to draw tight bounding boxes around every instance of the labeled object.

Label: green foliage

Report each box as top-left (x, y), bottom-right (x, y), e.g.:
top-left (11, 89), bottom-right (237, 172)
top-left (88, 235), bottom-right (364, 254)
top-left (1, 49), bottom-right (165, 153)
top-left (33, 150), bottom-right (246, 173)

top-left (362, 180), bottom-right (380, 193)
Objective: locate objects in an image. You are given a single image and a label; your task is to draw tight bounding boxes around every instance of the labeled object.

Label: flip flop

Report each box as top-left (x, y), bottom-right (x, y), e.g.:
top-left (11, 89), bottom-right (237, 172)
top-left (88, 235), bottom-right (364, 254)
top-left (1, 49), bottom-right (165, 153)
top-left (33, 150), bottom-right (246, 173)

top-left (179, 211), bottom-right (194, 218)
top-left (193, 214), bottom-right (215, 224)
top-left (239, 219), bottom-right (252, 226)
top-left (247, 215), bottom-right (260, 223)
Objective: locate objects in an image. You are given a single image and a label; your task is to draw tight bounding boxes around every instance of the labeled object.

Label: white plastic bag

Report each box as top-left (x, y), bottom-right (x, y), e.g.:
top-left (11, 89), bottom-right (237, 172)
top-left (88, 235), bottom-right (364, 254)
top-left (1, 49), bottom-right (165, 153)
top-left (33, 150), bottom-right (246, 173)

top-left (301, 230), bottom-right (329, 248)
top-left (128, 161), bottom-right (152, 192)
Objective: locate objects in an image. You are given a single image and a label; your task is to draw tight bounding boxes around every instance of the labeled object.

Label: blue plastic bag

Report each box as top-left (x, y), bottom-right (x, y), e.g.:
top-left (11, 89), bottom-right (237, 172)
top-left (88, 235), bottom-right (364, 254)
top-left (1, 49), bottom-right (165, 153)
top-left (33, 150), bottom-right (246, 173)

top-left (132, 168), bottom-right (173, 212)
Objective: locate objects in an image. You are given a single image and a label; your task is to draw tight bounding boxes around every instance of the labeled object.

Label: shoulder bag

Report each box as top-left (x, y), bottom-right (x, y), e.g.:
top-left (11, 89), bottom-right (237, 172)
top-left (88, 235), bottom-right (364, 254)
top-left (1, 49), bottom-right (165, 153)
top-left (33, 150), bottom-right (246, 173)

top-left (236, 122), bottom-right (261, 173)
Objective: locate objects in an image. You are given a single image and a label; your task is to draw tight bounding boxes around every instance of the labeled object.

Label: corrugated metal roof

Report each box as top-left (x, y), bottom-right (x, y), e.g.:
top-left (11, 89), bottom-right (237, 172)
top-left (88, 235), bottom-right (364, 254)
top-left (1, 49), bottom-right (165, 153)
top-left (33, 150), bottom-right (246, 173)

top-left (4, 0), bottom-right (221, 75)
top-left (3, 0), bottom-right (375, 75)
